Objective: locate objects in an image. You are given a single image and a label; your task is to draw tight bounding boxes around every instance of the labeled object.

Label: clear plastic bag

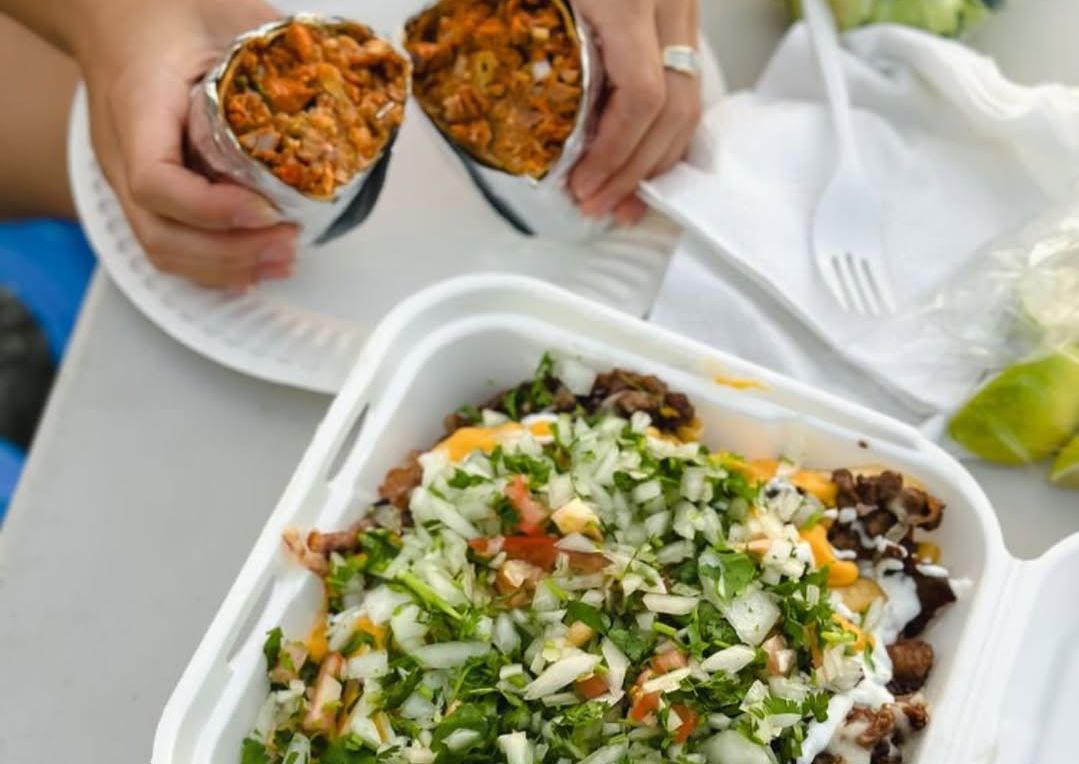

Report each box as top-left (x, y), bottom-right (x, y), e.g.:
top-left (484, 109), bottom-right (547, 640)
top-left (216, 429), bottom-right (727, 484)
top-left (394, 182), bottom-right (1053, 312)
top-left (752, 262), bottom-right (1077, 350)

top-left (926, 200), bottom-right (1079, 473)
top-left (925, 200), bottom-right (1079, 376)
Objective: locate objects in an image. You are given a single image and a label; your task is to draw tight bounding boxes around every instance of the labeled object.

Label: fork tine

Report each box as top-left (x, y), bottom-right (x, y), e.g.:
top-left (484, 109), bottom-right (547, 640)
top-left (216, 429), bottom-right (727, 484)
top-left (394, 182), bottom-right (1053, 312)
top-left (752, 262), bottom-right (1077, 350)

top-left (820, 255), bottom-right (851, 312)
top-left (848, 254), bottom-right (881, 316)
top-left (836, 254), bottom-right (868, 315)
top-left (861, 259), bottom-right (897, 314)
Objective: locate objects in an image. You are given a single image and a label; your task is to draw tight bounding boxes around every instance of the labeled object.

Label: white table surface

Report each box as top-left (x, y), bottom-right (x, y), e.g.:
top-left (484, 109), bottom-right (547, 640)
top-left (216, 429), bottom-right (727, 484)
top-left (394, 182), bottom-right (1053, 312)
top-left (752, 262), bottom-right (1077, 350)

top-left (2, 4), bottom-right (1078, 762)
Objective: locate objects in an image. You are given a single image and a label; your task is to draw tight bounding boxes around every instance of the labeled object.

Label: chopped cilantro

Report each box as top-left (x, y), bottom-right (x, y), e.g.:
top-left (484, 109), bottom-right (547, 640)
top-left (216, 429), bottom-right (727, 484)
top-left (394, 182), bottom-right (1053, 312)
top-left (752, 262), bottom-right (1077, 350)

top-left (432, 700), bottom-right (497, 762)
top-left (341, 628), bottom-right (375, 656)
top-left (320, 736), bottom-right (378, 764)
top-left (493, 449), bottom-right (552, 489)
top-left (546, 701), bottom-right (608, 760)
top-left (381, 656), bottom-right (425, 709)
top-left (671, 557), bottom-right (699, 585)
top-left (497, 353), bottom-right (560, 422)
top-left (448, 469), bottom-right (489, 489)
top-left (398, 572), bottom-right (462, 621)
top-left (565, 601), bottom-right (609, 633)
top-left (700, 551), bottom-right (758, 599)
top-left (261, 627), bottom-right (283, 669)
top-left (241, 738), bottom-right (270, 764)
top-left (453, 404), bottom-right (481, 426)
top-left (799, 507), bottom-right (825, 529)
top-left (492, 494), bottom-right (519, 530)
top-left (325, 555), bottom-right (364, 610)
top-left (608, 626), bottom-right (656, 663)
top-left (502, 388), bottom-right (520, 420)
top-left (358, 529), bottom-right (401, 575)
top-left (448, 650), bottom-right (504, 702)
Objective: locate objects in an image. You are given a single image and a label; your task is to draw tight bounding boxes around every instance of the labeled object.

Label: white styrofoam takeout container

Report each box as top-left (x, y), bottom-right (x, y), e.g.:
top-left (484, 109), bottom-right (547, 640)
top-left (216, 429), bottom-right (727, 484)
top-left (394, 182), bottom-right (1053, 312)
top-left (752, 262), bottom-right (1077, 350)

top-left (152, 274), bottom-right (1079, 764)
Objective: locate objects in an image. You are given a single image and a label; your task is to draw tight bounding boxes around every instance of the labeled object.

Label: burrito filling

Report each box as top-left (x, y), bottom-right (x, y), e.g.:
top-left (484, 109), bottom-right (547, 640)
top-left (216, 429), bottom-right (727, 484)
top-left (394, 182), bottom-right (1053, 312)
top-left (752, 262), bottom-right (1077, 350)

top-left (221, 19), bottom-right (408, 198)
top-left (406, 0), bottom-right (584, 179)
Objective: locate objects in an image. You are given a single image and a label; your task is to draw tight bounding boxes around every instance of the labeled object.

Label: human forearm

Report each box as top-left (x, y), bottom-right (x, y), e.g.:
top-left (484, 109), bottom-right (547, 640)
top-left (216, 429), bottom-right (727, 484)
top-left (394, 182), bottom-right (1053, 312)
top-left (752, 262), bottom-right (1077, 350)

top-left (0, 0), bottom-right (92, 54)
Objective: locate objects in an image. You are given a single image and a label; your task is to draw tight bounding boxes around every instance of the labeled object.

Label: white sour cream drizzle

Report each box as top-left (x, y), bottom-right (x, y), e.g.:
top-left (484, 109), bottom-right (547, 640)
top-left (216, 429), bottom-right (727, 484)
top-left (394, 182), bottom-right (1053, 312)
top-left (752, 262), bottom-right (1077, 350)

top-left (876, 573), bottom-right (923, 645)
top-left (798, 567), bottom-right (932, 763)
top-left (799, 694), bottom-right (854, 764)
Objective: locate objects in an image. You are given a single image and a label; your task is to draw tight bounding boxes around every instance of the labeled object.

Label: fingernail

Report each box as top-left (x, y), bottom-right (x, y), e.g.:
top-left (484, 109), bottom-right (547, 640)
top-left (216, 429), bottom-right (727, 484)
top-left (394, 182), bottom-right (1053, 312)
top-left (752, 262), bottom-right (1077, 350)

top-left (258, 241), bottom-right (295, 267)
top-left (580, 196), bottom-right (611, 219)
top-left (571, 171), bottom-right (602, 202)
top-left (233, 198), bottom-right (283, 228)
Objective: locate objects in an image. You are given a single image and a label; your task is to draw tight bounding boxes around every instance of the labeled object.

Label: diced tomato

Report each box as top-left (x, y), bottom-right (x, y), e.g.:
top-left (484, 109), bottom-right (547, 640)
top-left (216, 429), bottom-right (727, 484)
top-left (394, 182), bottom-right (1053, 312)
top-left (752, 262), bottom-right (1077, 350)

top-left (505, 475), bottom-right (549, 535)
top-left (473, 533), bottom-right (606, 574)
top-left (629, 691), bottom-right (661, 722)
top-left (575, 674), bottom-right (609, 700)
top-left (671, 703), bottom-right (699, 744)
top-left (651, 649), bottom-right (688, 675)
top-left (468, 537), bottom-right (500, 557)
top-left (565, 550), bottom-right (609, 573)
top-left (501, 535), bottom-right (559, 570)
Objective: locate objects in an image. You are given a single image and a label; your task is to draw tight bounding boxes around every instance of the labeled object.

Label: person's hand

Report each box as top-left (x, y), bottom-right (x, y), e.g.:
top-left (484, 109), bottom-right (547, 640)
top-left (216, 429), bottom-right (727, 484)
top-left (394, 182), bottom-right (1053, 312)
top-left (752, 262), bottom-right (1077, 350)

top-left (70, 0), bottom-right (297, 289)
top-left (568, 0), bottom-right (702, 226)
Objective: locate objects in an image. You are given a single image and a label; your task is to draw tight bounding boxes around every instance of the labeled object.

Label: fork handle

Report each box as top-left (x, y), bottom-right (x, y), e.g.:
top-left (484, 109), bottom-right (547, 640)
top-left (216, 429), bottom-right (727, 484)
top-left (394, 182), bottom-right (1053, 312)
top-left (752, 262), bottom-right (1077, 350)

top-left (801, 0), bottom-right (861, 172)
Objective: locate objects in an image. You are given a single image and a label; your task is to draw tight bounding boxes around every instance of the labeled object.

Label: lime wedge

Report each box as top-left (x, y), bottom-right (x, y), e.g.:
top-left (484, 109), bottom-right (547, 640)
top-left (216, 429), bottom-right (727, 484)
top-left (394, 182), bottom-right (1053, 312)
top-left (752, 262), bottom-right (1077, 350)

top-left (948, 350), bottom-right (1079, 464)
top-left (1050, 433), bottom-right (1079, 489)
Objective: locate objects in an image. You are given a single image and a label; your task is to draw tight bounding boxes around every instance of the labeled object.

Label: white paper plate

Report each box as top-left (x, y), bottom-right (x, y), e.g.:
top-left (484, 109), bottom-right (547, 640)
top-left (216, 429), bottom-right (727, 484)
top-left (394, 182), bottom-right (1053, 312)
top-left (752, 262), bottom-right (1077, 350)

top-left (68, 0), bottom-right (678, 393)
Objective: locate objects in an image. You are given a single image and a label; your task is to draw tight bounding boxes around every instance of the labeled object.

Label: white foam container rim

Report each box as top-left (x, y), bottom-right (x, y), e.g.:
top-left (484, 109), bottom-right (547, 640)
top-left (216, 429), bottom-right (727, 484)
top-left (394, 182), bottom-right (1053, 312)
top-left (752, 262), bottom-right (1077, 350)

top-left (152, 273), bottom-right (1079, 764)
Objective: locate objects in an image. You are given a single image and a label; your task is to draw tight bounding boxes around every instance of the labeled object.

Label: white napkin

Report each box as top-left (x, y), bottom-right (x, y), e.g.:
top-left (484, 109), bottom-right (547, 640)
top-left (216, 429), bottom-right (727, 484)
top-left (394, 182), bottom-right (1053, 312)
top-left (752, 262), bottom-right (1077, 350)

top-left (643, 23), bottom-right (1079, 426)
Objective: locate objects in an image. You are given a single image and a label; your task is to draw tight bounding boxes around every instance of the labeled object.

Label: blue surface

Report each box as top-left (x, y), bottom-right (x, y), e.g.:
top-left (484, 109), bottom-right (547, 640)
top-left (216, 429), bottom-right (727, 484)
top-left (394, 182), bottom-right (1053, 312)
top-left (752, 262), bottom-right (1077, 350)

top-left (0, 438), bottom-right (24, 524)
top-left (0, 219), bottom-right (95, 520)
top-left (0, 219), bottom-right (96, 362)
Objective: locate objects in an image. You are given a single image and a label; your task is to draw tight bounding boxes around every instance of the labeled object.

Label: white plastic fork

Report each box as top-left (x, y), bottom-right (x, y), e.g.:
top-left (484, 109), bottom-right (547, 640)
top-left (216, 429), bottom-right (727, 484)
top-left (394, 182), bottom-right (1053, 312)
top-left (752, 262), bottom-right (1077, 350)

top-left (802, 0), bottom-right (897, 316)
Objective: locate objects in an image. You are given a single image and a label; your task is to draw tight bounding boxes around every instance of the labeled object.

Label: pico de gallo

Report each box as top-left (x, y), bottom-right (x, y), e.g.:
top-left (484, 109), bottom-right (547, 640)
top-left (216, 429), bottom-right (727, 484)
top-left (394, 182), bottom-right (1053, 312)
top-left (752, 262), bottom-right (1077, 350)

top-left (243, 355), bottom-right (961, 764)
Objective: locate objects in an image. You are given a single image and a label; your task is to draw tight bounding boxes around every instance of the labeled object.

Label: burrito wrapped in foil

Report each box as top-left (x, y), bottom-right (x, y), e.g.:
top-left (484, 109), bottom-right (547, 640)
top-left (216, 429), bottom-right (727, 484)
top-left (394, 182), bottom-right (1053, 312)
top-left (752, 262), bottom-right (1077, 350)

top-left (188, 14), bottom-right (410, 244)
top-left (404, 0), bottom-right (605, 241)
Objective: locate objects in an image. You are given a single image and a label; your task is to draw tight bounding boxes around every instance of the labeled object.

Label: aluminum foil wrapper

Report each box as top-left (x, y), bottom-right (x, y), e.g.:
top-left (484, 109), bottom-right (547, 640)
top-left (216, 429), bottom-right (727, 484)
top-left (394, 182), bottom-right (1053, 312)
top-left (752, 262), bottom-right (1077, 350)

top-left (188, 14), bottom-right (409, 245)
top-left (405, 0), bottom-right (607, 242)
